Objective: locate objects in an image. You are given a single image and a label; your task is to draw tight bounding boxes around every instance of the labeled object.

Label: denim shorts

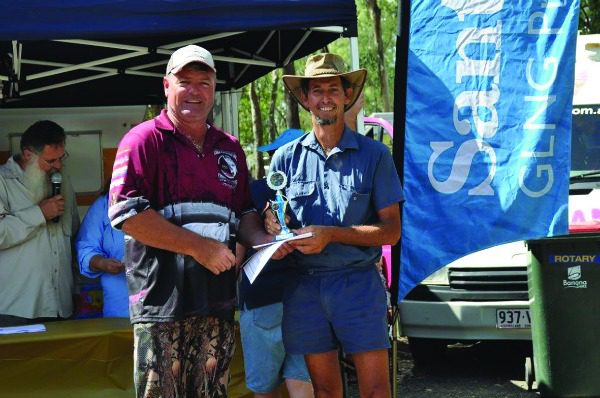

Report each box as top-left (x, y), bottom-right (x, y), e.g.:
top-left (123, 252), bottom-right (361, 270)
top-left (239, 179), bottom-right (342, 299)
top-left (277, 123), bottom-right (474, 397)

top-left (239, 302), bottom-right (310, 393)
top-left (282, 265), bottom-right (390, 355)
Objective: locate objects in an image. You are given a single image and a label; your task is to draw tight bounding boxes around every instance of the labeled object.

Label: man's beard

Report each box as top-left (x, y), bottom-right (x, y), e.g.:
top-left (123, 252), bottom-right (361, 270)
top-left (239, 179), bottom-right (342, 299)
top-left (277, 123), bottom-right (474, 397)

top-left (23, 155), bottom-right (50, 204)
top-left (315, 115), bottom-right (337, 126)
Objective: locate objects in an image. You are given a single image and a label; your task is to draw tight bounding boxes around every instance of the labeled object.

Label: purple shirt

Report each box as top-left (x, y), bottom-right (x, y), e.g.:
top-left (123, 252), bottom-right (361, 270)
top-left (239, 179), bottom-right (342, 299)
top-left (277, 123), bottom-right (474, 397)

top-left (107, 110), bottom-right (253, 323)
top-left (109, 110), bottom-right (253, 225)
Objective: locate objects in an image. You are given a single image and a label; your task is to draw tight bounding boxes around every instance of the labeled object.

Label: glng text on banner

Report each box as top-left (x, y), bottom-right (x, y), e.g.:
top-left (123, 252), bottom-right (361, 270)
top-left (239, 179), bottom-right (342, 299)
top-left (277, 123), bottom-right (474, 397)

top-left (399, 0), bottom-right (580, 300)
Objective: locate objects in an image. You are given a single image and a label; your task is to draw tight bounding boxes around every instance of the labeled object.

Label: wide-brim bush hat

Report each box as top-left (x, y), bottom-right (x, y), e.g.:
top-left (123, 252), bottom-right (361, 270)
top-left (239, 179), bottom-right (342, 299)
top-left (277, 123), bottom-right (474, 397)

top-left (282, 53), bottom-right (367, 111)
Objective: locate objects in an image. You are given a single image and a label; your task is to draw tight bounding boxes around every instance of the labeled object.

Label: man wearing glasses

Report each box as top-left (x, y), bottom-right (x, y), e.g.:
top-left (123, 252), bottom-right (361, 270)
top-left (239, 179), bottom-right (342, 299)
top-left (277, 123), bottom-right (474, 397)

top-left (0, 120), bottom-right (79, 327)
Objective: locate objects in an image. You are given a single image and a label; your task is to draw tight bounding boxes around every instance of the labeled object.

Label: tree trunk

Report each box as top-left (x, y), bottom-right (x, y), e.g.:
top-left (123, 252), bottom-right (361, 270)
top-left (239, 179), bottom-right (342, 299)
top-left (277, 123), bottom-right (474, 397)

top-left (268, 70), bottom-right (279, 143)
top-left (250, 81), bottom-right (265, 178)
top-left (366, 0), bottom-right (392, 112)
top-left (283, 63), bottom-right (301, 129)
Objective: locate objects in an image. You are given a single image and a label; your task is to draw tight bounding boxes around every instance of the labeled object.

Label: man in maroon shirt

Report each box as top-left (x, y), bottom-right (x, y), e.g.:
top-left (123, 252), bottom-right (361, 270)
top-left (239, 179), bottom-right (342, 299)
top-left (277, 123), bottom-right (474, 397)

top-left (108, 45), bottom-right (275, 398)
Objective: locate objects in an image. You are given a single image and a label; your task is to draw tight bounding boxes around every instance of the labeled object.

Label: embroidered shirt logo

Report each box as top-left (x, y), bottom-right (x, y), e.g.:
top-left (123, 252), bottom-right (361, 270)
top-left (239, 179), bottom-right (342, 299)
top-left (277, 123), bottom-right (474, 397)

top-left (215, 150), bottom-right (238, 188)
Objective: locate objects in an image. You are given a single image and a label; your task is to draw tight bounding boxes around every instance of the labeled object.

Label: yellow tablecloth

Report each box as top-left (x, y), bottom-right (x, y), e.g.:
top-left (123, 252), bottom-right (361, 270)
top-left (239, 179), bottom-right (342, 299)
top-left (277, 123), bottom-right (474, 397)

top-left (0, 318), bottom-right (251, 398)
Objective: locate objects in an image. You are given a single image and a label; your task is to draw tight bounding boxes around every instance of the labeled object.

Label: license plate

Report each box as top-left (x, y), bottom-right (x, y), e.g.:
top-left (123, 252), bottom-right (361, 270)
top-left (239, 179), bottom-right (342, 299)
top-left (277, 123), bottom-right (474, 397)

top-left (496, 309), bottom-right (531, 329)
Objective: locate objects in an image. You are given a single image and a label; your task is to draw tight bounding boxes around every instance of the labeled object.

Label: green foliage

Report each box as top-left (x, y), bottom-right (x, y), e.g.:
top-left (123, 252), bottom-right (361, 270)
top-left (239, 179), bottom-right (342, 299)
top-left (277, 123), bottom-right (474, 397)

top-left (143, 104), bottom-right (161, 121)
top-left (237, 88), bottom-right (254, 147)
top-left (238, 72), bottom-right (290, 177)
top-left (579, 0), bottom-right (600, 34)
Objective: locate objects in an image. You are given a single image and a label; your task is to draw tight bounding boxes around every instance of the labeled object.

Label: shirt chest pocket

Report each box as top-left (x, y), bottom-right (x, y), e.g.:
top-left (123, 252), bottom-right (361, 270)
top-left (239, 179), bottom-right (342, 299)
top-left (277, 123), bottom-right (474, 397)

top-left (338, 185), bottom-right (371, 227)
top-left (286, 182), bottom-right (317, 227)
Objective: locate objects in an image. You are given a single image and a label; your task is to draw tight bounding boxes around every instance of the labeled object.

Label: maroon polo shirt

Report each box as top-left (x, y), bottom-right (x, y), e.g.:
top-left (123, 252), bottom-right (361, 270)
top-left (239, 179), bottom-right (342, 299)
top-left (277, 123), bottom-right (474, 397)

top-left (107, 110), bottom-right (253, 322)
top-left (109, 109), bottom-right (253, 226)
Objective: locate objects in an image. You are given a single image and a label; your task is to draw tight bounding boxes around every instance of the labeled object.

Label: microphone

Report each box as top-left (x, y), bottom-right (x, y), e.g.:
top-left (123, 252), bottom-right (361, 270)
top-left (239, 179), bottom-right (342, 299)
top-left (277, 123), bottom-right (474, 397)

top-left (51, 171), bottom-right (62, 196)
top-left (50, 171), bottom-right (62, 223)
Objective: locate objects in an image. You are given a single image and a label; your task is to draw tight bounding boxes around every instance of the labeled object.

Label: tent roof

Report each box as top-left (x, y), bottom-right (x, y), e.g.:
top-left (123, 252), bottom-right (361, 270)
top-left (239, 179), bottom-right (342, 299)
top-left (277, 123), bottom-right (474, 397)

top-left (0, 0), bottom-right (356, 108)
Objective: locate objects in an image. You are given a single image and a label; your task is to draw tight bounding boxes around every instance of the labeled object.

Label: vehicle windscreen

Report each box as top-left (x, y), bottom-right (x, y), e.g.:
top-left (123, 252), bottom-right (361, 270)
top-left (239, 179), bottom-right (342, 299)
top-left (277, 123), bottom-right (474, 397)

top-left (571, 104), bottom-right (600, 177)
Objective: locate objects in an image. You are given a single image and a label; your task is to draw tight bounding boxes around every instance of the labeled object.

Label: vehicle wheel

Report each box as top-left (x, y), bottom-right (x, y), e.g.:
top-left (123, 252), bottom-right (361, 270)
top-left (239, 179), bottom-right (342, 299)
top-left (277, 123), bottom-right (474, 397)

top-left (524, 356), bottom-right (535, 391)
top-left (407, 337), bottom-right (447, 367)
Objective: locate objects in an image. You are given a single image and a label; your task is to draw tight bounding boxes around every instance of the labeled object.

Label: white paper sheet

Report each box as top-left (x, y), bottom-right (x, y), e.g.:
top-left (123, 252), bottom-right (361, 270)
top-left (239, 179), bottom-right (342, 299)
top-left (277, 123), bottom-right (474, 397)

top-left (0, 323), bottom-right (46, 335)
top-left (245, 232), bottom-right (313, 283)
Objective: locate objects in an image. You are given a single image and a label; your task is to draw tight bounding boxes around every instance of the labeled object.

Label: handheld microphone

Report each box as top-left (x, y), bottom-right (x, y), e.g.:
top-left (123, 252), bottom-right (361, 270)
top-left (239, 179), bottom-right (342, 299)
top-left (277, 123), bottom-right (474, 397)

top-left (50, 171), bottom-right (62, 223)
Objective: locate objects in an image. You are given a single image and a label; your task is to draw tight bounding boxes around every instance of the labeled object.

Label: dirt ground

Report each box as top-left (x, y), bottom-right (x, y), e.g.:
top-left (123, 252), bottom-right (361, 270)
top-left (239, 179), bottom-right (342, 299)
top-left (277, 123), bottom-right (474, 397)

top-left (346, 337), bottom-right (539, 398)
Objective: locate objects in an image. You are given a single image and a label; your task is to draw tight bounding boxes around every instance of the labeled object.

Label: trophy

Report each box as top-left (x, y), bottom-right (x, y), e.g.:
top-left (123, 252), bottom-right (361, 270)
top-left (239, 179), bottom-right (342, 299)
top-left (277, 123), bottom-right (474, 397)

top-left (267, 170), bottom-right (294, 241)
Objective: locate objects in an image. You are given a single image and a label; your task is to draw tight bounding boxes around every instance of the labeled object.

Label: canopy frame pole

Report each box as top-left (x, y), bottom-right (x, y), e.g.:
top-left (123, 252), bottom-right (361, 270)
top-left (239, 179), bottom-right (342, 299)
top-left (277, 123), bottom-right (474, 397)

top-left (5, 40), bottom-right (22, 98)
top-left (57, 32), bottom-right (245, 52)
top-left (283, 29), bottom-right (312, 65)
top-left (125, 59), bottom-right (228, 83)
top-left (58, 38), bottom-right (276, 67)
top-left (27, 51), bottom-right (147, 80)
top-left (349, 36), bottom-right (364, 134)
top-left (21, 72), bottom-right (117, 96)
top-left (311, 26), bottom-right (345, 33)
top-left (23, 59), bottom-right (163, 78)
top-left (12, 41), bottom-right (22, 80)
top-left (16, 30), bottom-right (278, 97)
top-left (160, 32), bottom-right (245, 49)
top-left (230, 47), bottom-right (272, 63)
top-left (20, 59), bottom-right (226, 97)
top-left (213, 55), bottom-right (275, 67)
top-left (233, 31), bottom-right (277, 85)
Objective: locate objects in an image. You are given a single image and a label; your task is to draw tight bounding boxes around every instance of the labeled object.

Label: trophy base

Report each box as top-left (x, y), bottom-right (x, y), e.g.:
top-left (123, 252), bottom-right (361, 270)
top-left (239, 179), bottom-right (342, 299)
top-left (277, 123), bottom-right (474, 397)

top-left (274, 232), bottom-right (295, 241)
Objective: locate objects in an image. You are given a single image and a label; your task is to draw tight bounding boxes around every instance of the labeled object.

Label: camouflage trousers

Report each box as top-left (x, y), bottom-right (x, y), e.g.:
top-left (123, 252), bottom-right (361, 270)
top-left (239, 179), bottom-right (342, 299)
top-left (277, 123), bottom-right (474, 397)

top-left (133, 316), bottom-right (235, 398)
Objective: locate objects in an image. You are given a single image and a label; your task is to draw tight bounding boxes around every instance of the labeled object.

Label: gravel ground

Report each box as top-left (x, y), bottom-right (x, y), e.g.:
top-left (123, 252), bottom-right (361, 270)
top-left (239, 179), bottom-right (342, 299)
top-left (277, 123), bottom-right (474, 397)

top-left (345, 337), bottom-right (540, 398)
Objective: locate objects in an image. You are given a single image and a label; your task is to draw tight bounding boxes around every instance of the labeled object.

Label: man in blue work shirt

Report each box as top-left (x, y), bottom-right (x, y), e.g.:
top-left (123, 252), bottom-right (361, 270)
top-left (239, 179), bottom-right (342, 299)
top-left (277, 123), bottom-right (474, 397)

top-left (265, 53), bottom-right (403, 398)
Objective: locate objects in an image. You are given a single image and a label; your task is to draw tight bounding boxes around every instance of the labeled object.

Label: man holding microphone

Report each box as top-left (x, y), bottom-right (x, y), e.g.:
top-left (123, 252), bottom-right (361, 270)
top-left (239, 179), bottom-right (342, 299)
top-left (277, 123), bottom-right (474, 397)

top-left (0, 120), bottom-right (79, 326)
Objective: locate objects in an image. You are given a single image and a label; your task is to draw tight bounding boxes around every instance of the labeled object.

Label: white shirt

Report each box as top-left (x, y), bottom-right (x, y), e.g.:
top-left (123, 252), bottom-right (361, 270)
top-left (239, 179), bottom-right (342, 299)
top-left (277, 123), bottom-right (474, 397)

top-left (0, 157), bottom-right (79, 319)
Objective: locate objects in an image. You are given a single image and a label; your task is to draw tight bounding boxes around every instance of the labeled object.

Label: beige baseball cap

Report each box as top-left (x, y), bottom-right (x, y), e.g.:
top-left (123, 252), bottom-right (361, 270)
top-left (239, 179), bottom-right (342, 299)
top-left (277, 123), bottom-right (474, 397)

top-left (166, 45), bottom-right (216, 75)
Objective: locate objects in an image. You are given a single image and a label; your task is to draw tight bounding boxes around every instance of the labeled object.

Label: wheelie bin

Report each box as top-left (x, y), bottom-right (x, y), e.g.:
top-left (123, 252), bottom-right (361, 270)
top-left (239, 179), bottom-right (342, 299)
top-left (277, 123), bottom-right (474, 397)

top-left (527, 233), bottom-right (600, 397)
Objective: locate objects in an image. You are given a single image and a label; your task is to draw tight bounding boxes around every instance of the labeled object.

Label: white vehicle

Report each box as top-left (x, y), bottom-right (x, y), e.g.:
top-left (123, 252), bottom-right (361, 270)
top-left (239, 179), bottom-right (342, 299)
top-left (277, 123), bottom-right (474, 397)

top-left (399, 34), bottom-right (600, 365)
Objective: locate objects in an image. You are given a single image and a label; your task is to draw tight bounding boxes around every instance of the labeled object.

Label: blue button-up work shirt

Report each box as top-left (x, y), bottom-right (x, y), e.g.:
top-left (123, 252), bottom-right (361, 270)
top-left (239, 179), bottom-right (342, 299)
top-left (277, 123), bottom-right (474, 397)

top-left (76, 193), bottom-right (127, 317)
top-left (269, 127), bottom-right (404, 272)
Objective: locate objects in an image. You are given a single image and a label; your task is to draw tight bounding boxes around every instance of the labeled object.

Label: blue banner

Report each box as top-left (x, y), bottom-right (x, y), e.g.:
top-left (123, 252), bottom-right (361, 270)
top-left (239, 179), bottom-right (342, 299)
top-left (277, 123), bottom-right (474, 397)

top-left (399, 0), bottom-right (580, 301)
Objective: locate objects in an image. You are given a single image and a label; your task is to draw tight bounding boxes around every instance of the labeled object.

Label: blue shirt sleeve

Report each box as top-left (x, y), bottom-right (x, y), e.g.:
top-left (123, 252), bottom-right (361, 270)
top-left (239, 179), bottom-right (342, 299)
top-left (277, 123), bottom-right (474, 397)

top-left (75, 194), bottom-right (112, 279)
top-left (372, 146), bottom-right (404, 211)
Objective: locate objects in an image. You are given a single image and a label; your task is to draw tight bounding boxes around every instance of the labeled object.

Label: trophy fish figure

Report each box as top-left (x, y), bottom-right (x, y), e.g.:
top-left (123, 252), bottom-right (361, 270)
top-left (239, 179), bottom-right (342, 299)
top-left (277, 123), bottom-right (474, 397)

top-left (267, 170), bottom-right (294, 241)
